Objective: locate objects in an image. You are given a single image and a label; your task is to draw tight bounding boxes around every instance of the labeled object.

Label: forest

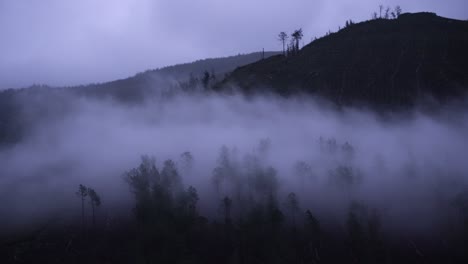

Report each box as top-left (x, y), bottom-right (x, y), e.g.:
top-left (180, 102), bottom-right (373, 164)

top-left (1, 4), bottom-right (468, 264)
top-left (1, 90), bottom-right (467, 263)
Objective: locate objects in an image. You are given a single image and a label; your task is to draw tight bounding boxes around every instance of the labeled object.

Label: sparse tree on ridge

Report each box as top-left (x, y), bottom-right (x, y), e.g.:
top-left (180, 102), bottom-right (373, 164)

top-left (291, 29), bottom-right (304, 54)
top-left (395, 5), bottom-right (402, 18)
top-left (384, 6), bottom-right (391, 19)
top-left (278, 31), bottom-right (288, 56)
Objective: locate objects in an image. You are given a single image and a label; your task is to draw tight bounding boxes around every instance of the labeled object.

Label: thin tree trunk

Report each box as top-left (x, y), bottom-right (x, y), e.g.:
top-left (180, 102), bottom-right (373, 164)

top-left (81, 197), bottom-right (85, 230)
top-left (92, 203), bottom-right (95, 226)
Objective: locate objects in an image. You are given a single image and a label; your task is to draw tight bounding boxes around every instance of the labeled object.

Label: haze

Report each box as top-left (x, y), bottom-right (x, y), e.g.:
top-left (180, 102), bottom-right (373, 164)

top-left (1, 90), bottom-right (467, 234)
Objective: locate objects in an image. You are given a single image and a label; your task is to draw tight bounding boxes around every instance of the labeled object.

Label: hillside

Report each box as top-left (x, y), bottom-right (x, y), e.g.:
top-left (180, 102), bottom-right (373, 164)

top-left (221, 13), bottom-right (468, 108)
top-left (0, 52), bottom-right (279, 146)
top-left (70, 51), bottom-right (279, 102)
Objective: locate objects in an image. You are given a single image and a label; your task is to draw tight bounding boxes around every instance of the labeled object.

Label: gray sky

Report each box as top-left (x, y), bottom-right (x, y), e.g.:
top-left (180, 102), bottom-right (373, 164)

top-left (0, 0), bottom-right (467, 89)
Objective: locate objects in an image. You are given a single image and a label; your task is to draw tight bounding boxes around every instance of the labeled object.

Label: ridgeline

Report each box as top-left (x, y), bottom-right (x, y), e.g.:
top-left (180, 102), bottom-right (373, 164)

top-left (220, 13), bottom-right (468, 108)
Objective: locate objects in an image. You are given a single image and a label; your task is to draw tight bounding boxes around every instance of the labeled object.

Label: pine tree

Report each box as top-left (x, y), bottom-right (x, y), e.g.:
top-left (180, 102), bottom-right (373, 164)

top-left (76, 184), bottom-right (88, 229)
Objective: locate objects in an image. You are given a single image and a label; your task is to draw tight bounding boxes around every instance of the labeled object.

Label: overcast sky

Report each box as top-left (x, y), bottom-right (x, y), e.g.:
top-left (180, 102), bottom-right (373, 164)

top-left (0, 0), bottom-right (467, 89)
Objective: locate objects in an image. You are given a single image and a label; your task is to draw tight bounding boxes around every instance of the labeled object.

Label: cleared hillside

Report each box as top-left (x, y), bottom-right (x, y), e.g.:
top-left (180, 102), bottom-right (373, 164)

top-left (221, 13), bottom-right (468, 108)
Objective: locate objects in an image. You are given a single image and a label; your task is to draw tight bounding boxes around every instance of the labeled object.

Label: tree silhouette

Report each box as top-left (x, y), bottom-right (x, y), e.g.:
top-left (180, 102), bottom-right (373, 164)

top-left (286, 192), bottom-right (300, 228)
top-left (76, 184), bottom-right (88, 229)
top-left (161, 159), bottom-right (182, 196)
top-left (179, 151), bottom-right (194, 175)
top-left (186, 185), bottom-right (199, 217)
top-left (305, 210), bottom-right (321, 260)
top-left (347, 210), bottom-right (366, 260)
top-left (384, 6), bottom-right (391, 19)
top-left (291, 29), bottom-right (304, 54)
top-left (87, 187), bottom-right (101, 226)
top-left (395, 6), bottom-right (402, 18)
top-left (212, 145), bottom-right (235, 198)
top-left (294, 161), bottom-right (312, 192)
top-left (202, 71), bottom-right (210, 89)
top-left (221, 196), bottom-right (233, 224)
top-left (125, 156), bottom-right (159, 223)
top-left (278, 32), bottom-right (288, 56)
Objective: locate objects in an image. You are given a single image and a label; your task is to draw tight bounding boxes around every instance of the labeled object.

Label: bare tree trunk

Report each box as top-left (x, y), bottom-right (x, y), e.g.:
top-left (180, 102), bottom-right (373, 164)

top-left (92, 202), bottom-right (95, 226)
top-left (81, 197), bottom-right (85, 230)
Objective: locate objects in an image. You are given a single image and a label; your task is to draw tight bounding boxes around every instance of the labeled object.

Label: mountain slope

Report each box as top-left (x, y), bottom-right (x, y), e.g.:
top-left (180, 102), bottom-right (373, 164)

top-left (70, 51), bottom-right (279, 102)
top-left (221, 13), bottom-right (468, 108)
top-left (0, 52), bottom-right (279, 147)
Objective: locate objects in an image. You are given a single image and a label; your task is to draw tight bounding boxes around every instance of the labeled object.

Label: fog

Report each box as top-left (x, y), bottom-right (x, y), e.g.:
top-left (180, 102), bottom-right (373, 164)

top-left (1, 89), bottom-right (467, 237)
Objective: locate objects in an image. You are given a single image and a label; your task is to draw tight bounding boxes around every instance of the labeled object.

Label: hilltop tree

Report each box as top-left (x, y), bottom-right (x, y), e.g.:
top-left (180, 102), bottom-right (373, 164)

top-left (87, 187), bottom-right (101, 226)
top-left (395, 6), bottom-right (402, 18)
top-left (76, 184), bottom-right (88, 229)
top-left (291, 29), bottom-right (304, 54)
top-left (345, 20), bottom-right (354, 28)
top-left (384, 6), bottom-right (391, 19)
top-left (278, 31), bottom-right (288, 56)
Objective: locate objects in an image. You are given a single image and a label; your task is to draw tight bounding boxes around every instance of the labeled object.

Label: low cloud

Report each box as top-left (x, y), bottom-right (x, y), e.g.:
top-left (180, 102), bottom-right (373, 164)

top-left (1, 90), bottom-right (467, 235)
